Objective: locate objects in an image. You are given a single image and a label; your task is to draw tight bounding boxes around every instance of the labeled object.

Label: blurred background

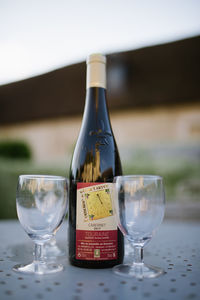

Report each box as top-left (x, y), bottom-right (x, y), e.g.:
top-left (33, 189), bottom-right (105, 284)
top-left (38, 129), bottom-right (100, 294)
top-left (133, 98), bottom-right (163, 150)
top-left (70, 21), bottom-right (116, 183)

top-left (0, 0), bottom-right (200, 219)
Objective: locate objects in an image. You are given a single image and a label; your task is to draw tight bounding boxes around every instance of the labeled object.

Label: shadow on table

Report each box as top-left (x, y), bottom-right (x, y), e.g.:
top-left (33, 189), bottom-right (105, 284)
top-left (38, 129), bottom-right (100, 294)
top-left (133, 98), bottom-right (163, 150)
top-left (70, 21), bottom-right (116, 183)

top-left (8, 240), bottom-right (68, 264)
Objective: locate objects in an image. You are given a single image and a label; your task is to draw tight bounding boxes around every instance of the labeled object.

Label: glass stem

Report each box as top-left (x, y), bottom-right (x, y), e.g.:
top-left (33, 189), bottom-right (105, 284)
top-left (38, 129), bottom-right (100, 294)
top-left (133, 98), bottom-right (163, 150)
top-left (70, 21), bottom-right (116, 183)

top-left (34, 243), bottom-right (44, 264)
top-left (133, 245), bottom-right (144, 264)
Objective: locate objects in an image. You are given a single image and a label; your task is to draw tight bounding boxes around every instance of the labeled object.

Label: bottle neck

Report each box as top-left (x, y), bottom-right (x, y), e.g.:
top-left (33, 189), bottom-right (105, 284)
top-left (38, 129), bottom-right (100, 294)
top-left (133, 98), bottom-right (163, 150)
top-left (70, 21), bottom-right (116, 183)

top-left (84, 87), bottom-right (109, 122)
top-left (86, 60), bottom-right (106, 89)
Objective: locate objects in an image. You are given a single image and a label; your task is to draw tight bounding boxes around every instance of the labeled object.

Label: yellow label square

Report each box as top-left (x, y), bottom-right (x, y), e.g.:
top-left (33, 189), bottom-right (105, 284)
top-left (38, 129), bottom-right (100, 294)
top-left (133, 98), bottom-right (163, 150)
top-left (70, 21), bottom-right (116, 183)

top-left (85, 189), bottom-right (113, 220)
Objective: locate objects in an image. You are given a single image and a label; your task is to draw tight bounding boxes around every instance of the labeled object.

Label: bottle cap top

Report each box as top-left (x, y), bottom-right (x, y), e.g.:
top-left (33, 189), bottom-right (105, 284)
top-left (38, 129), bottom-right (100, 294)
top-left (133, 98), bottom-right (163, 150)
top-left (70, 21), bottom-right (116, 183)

top-left (87, 53), bottom-right (106, 65)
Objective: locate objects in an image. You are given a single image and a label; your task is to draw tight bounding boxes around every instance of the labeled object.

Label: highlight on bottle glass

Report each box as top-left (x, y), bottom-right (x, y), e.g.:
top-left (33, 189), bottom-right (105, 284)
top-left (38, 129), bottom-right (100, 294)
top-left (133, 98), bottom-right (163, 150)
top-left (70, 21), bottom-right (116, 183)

top-left (13, 175), bottom-right (68, 275)
top-left (113, 175), bottom-right (165, 278)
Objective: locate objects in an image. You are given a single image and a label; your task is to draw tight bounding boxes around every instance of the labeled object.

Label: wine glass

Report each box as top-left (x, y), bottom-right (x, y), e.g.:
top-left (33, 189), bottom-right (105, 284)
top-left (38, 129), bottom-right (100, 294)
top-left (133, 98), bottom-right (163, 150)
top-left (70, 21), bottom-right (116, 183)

top-left (113, 175), bottom-right (165, 278)
top-left (13, 175), bottom-right (68, 274)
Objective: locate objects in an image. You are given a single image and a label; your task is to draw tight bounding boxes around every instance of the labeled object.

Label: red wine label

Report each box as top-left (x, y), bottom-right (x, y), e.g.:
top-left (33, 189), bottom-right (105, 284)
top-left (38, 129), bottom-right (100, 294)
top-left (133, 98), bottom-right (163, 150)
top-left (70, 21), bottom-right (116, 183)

top-left (76, 182), bottom-right (118, 260)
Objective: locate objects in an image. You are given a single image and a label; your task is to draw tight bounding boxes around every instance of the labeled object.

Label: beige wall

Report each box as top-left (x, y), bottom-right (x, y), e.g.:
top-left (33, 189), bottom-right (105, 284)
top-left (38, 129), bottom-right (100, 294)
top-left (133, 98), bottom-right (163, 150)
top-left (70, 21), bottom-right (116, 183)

top-left (0, 104), bottom-right (200, 163)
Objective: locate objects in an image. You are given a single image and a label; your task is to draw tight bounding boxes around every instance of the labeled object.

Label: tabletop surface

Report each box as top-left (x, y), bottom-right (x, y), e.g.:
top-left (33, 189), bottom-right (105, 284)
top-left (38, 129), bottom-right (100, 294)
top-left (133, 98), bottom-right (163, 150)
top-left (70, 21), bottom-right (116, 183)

top-left (0, 219), bottom-right (199, 300)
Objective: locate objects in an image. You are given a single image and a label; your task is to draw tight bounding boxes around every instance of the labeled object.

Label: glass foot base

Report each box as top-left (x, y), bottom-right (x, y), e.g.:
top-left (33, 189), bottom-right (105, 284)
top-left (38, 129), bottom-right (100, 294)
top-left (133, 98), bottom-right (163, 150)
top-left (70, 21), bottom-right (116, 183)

top-left (113, 263), bottom-right (164, 279)
top-left (13, 262), bottom-right (63, 275)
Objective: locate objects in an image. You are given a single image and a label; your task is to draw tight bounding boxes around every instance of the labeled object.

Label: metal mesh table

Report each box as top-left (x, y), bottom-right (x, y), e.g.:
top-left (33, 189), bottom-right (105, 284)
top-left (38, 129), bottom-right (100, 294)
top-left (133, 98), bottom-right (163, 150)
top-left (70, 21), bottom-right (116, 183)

top-left (0, 220), bottom-right (199, 300)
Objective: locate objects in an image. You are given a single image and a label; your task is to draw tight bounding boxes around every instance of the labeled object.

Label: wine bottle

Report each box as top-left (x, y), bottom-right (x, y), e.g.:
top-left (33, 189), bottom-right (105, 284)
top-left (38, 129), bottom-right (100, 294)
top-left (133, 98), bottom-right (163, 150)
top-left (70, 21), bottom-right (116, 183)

top-left (68, 53), bottom-right (124, 268)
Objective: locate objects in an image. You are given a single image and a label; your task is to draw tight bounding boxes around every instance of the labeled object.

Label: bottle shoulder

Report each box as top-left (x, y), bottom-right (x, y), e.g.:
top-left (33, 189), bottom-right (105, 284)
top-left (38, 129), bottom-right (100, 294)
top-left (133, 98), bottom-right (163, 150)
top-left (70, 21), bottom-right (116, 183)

top-left (70, 136), bottom-right (122, 181)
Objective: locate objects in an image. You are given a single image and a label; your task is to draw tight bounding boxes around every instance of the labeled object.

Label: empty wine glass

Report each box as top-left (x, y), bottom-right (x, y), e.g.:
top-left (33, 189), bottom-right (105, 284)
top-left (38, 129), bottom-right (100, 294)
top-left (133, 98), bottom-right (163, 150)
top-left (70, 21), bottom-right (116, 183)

top-left (113, 175), bottom-right (165, 278)
top-left (13, 175), bottom-right (68, 274)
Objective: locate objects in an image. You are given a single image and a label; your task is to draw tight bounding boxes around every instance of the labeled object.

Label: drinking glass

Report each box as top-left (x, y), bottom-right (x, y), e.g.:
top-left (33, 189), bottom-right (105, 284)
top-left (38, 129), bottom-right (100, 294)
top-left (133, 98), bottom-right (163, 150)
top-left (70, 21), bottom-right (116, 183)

top-left (13, 175), bottom-right (68, 274)
top-left (113, 175), bottom-right (165, 278)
